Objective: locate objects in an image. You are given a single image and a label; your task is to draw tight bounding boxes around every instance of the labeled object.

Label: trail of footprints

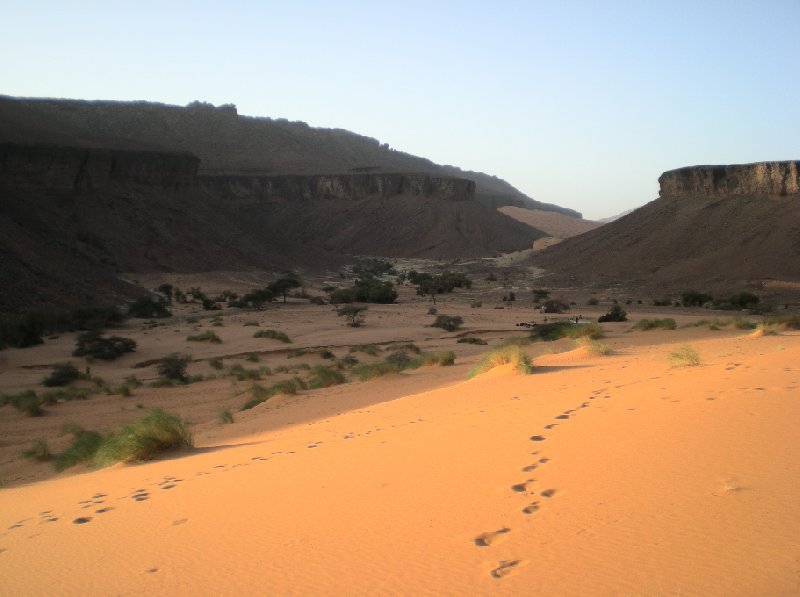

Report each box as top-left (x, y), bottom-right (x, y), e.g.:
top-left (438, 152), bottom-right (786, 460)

top-left (475, 388), bottom-right (607, 580)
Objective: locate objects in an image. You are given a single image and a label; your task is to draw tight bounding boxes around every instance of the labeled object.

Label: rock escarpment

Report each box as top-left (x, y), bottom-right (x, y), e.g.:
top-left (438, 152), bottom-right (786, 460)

top-left (202, 173), bottom-right (474, 202)
top-left (659, 161), bottom-right (800, 198)
top-left (0, 143), bottom-right (199, 191)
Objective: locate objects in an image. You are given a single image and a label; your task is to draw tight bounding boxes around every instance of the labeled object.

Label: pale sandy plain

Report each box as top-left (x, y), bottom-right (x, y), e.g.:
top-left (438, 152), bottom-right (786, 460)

top-left (1, 284), bottom-right (799, 596)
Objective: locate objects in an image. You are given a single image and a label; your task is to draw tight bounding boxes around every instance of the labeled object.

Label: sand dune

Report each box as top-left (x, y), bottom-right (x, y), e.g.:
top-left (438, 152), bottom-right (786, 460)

top-left (1, 304), bottom-right (799, 595)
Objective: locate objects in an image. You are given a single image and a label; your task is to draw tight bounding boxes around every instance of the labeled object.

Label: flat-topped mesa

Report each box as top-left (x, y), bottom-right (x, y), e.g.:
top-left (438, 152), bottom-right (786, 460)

top-left (201, 172), bottom-right (476, 202)
top-left (0, 143), bottom-right (199, 191)
top-left (659, 161), bottom-right (800, 198)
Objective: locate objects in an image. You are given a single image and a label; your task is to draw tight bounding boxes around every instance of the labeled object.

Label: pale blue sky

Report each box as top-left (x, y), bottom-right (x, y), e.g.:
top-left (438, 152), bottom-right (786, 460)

top-left (2, 1), bottom-right (798, 219)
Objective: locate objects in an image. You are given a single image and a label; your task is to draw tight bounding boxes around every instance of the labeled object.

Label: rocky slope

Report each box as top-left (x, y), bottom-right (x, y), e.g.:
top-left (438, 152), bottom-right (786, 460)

top-left (0, 142), bottom-right (540, 311)
top-left (0, 95), bottom-right (580, 217)
top-left (533, 161), bottom-right (800, 296)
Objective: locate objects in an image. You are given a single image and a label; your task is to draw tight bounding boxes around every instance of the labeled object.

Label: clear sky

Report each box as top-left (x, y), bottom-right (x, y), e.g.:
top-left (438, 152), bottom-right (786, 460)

top-left (2, 1), bottom-right (799, 219)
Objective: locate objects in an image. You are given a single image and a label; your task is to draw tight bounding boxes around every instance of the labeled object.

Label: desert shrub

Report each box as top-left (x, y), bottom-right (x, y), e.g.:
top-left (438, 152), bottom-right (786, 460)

top-left (652, 298), bottom-right (672, 307)
top-left (486, 273), bottom-right (498, 282)
top-left (307, 365), bottom-right (347, 389)
top-left (253, 329), bottom-right (291, 343)
top-left (468, 346), bottom-right (533, 378)
top-left (112, 385), bottom-right (133, 397)
top-left (714, 292), bottom-right (760, 310)
top-left (94, 409), bottom-right (193, 466)
top-left (427, 307), bottom-right (438, 315)
top-left (246, 352), bottom-right (260, 362)
top-left (681, 290), bottom-right (713, 307)
top-left (352, 258), bottom-right (397, 278)
top-left (385, 342), bottom-right (421, 354)
top-left (470, 300), bottom-right (482, 308)
top-left (243, 321), bottom-right (260, 327)
top-left (386, 350), bottom-right (414, 366)
top-left (633, 318), bottom-right (677, 331)
top-left (128, 296), bottom-right (171, 318)
top-left (54, 426), bottom-right (105, 471)
top-left (411, 271), bottom-right (471, 303)
top-left (768, 314), bottom-right (800, 330)
top-left (669, 345), bottom-right (701, 367)
top-left (344, 278), bottom-right (397, 303)
top-left (337, 304), bottom-right (368, 327)
top-left (309, 296), bottom-right (326, 305)
top-left (125, 375), bottom-right (142, 388)
top-left (187, 331), bottom-right (222, 343)
top-left (566, 323), bottom-right (604, 339)
top-left (431, 315), bottom-right (463, 332)
top-left (157, 353), bottom-right (192, 382)
top-left (73, 331), bottom-right (137, 360)
top-left (339, 354), bottom-right (359, 367)
top-left (533, 289), bottom-right (550, 301)
top-left (230, 288), bottom-right (275, 309)
top-left (43, 363), bottom-right (81, 387)
top-left (219, 410), bottom-right (234, 424)
top-left (587, 297), bottom-right (599, 306)
top-left (2, 390), bottom-right (44, 417)
top-left (458, 337), bottom-right (488, 345)
top-left (498, 336), bottom-right (532, 347)
top-left (598, 304), bottom-right (627, 322)
top-left (268, 273), bottom-right (302, 303)
top-left (22, 439), bottom-right (53, 462)
top-left (209, 357), bottom-right (224, 370)
top-left (349, 344), bottom-right (382, 356)
top-left (754, 322), bottom-right (779, 336)
top-left (201, 297), bottom-right (220, 311)
top-left (353, 361), bottom-right (403, 381)
top-left (529, 321), bottom-right (573, 342)
top-left (228, 363), bottom-right (264, 381)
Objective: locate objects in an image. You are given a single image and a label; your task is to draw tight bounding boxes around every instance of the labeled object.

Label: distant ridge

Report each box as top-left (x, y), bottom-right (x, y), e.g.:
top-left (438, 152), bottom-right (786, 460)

top-left (534, 161), bottom-right (800, 295)
top-left (0, 95), bottom-right (580, 217)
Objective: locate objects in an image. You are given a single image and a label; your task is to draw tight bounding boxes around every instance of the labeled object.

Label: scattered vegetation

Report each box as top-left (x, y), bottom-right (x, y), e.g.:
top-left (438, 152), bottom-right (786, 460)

top-left (633, 318), bottom-right (677, 331)
top-left (576, 337), bottom-right (612, 355)
top-left (669, 345), bottom-right (702, 367)
top-left (337, 304), bottom-right (368, 327)
top-left (306, 365), bottom-right (347, 389)
top-left (0, 306), bottom-right (126, 350)
top-left (349, 344), bottom-right (382, 356)
top-left (208, 357), bottom-right (224, 370)
top-left (253, 329), bottom-right (291, 343)
top-left (681, 290), bottom-right (713, 307)
top-left (241, 378), bottom-right (306, 410)
top-left (187, 330), bottom-right (222, 343)
top-left (468, 345), bottom-right (533, 378)
top-left (54, 425), bottom-right (104, 471)
top-left (128, 296), bottom-right (172, 319)
top-left (330, 277), bottom-right (397, 304)
top-left (409, 271), bottom-right (471, 304)
top-left (22, 439), bottom-right (53, 462)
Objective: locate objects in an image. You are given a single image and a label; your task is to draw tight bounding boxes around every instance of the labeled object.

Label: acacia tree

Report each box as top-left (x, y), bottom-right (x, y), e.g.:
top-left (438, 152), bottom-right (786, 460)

top-left (337, 305), bottom-right (368, 327)
top-left (268, 272), bottom-right (302, 303)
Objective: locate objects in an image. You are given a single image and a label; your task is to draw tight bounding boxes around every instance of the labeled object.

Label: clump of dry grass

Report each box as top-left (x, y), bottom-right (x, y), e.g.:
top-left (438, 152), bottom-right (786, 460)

top-left (576, 337), bottom-right (612, 355)
top-left (669, 344), bottom-right (701, 367)
top-left (468, 345), bottom-right (533, 378)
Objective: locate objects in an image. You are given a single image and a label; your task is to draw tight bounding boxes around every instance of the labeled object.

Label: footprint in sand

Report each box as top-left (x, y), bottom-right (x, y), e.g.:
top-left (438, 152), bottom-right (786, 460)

top-left (172, 518), bottom-right (189, 526)
top-left (544, 423), bottom-right (559, 430)
top-left (580, 402), bottom-right (590, 408)
top-left (132, 491), bottom-right (150, 502)
top-left (491, 560), bottom-right (521, 579)
top-left (555, 414), bottom-right (569, 420)
top-left (521, 464), bottom-right (538, 473)
top-left (539, 457), bottom-right (550, 464)
top-left (540, 489), bottom-right (557, 498)
top-left (530, 435), bottom-right (546, 442)
top-left (72, 517), bottom-right (92, 525)
top-left (522, 502), bottom-right (540, 515)
top-left (511, 480), bottom-right (535, 493)
top-left (474, 527), bottom-right (511, 547)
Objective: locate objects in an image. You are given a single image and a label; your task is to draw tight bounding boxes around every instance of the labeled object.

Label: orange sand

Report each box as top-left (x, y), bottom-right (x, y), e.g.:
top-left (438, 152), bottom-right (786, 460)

top-left (1, 304), bottom-right (799, 595)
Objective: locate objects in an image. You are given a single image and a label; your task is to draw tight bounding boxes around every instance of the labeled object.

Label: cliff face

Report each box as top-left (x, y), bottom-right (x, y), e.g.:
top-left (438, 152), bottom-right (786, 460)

top-left (659, 161), bottom-right (800, 198)
top-left (0, 143), bottom-right (199, 191)
top-left (201, 173), bottom-right (475, 202)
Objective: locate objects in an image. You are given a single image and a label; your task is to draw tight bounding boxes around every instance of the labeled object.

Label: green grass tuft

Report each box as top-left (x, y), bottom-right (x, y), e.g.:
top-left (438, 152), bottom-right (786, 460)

top-left (348, 344), bottom-right (382, 356)
top-left (55, 426), bottom-right (104, 471)
top-left (22, 439), bottom-right (53, 462)
top-left (468, 346), bottom-right (533, 378)
top-left (93, 409), bottom-right (192, 467)
top-left (219, 410), bottom-right (234, 424)
top-left (306, 365), bottom-right (347, 389)
top-left (633, 318), bottom-right (677, 331)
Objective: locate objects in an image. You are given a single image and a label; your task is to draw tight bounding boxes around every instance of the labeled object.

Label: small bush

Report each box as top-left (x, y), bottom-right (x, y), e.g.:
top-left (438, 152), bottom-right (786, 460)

top-left (128, 296), bottom-right (171, 319)
top-left (219, 410), bottom-right (234, 424)
top-left (653, 298), bottom-right (672, 307)
top-left (732, 316), bottom-right (756, 330)
top-left (633, 318), bottom-right (677, 331)
top-left (385, 342), bottom-right (421, 354)
top-left (94, 409), bottom-right (193, 466)
top-left (753, 322), bottom-right (779, 336)
top-left (669, 345), bottom-right (701, 367)
top-left (337, 304), bottom-right (368, 327)
top-left (419, 351), bottom-right (456, 366)
top-left (309, 296), bottom-right (326, 305)
top-left (42, 386), bottom-right (94, 402)
top-left (769, 315), bottom-right (800, 330)
top-left (353, 361), bottom-right (403, 381)
top-left (307, 365), bottom-right (347, 389)
top-left (243, 321), bottom-right (260, 327)
top-left (386, 351), bottom-right (413, 366)
top-left (714, 292), bottom-right (760, 311)
top-left (228, 363), bottom-right (264, 381)
top-left (598, 304), bottom-right (627, 322)
top-left (681, 290), bottom-right (713, 307)
top-left (253, 329), bottom-right (291, 343)
top-left (468, 346), bottom-right (533, 378)
top-left (42, 363), bottom-right (81, 387)
top-left (241, 378), bottom-right (305, 410)
top-left (530, 322), bottom-right (573, 342)
top-left (73, 331), bottom-right (137, 360)
top-left (187, 331), bottom-right (222, 343)
top-left (22, 439), bottom-right (53, 462)
top-left (566, 323), bottom-right (604, 339)
top-left (470, 300), bottom-right (482, 308)
top-left (427, 307), bottom-right (438, 315)
top-left (587, 297), bottom-right (599, 306)
top-left (576, 337), bottom-right (611, 355)
top-left (209, 357), bottom-right (224, 370)
top-left (124, 375), bottom-right (142, 388)
top-left (157, 353), bottom-right (192, 382)
top-left (432, 315), bottom-right (463, 332)
top-left (458, 337), bottom-right (488, 345)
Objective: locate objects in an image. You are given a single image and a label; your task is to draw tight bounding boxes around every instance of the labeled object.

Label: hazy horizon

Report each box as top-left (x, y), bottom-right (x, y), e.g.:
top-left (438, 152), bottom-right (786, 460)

top-left (2, 1), bottom-right (798, 220)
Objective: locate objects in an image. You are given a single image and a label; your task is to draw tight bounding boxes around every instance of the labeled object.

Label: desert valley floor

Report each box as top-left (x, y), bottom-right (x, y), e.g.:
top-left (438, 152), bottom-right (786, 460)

top-left (1, 287), bottom-right (799, 596)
